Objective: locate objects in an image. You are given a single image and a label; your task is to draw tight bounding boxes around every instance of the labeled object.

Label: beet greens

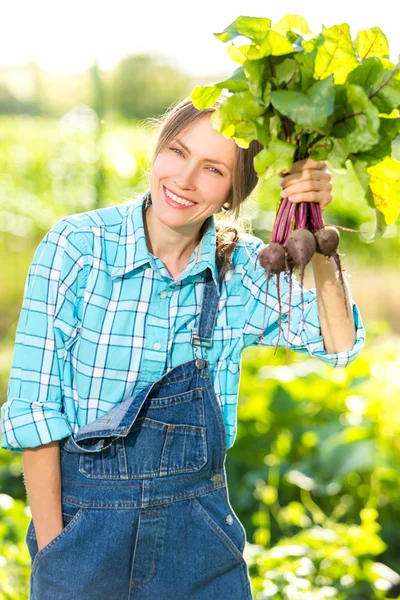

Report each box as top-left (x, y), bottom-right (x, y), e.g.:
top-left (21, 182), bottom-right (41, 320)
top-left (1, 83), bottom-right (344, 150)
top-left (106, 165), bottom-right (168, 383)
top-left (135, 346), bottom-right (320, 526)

top-left (191, 13), bottom-right (400, 362)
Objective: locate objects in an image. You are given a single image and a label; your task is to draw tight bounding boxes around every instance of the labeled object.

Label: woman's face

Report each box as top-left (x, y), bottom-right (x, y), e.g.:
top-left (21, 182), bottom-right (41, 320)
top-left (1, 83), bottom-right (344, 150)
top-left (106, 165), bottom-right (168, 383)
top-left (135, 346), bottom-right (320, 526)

top-left (149, 113), bottom-right (237, 235)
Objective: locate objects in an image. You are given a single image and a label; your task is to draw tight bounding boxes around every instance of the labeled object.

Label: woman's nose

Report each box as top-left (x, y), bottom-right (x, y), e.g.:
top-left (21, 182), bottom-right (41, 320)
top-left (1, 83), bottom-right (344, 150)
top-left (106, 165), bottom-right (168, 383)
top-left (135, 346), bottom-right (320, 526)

top-left (174, 165), bottom-right (197, 190)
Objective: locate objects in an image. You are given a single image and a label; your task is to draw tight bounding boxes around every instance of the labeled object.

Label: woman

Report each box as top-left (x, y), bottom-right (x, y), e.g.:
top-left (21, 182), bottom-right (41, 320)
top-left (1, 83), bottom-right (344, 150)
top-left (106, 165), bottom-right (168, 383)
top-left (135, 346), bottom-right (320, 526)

top-left (1, 92), bottom-right (365, 599)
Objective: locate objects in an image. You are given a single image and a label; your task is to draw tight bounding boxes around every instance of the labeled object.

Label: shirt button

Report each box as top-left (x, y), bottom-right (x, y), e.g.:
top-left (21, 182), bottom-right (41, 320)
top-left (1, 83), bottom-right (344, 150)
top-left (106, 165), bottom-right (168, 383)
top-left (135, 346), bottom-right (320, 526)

top-left (153, 342), bottom-right (161, 350)
top-left (160, 291), bottom-right (167, 298)
top-left (225, 515), bottom-right (234, 526)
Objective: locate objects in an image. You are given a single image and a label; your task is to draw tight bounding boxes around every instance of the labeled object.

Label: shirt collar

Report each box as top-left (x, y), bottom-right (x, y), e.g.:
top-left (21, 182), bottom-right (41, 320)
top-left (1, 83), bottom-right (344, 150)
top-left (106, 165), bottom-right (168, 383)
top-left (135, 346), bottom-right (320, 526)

top-left (110, 189), bottom-right (221, 295)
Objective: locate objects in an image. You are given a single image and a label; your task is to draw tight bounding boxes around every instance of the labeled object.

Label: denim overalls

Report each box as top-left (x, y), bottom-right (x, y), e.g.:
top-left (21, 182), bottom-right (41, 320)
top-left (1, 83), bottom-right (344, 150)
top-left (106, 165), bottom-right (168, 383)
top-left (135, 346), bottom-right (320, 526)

top-left (26, 266), bottom-right (253, 600)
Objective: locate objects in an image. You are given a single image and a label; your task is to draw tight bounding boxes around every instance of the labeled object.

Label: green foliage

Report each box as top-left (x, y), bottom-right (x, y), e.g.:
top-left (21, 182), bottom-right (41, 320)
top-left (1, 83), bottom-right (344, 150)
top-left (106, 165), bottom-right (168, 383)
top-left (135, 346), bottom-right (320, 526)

top-left (0, 494), bottom-right (31, 599)
top-left (225, 323), bottom-right (400, 597)
top-left (254, 139), bottom-right (295, 178)
top-left (111, 54), bottom-right (192, 120)
top-left (270, 76), bottom-right (335, 129)
top-left (191, 14), bottom-right (400, 240)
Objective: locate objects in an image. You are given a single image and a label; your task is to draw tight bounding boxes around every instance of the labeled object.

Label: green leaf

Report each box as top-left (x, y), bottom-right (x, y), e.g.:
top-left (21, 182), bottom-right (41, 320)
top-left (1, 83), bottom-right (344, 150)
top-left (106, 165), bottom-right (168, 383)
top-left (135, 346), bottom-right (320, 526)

top-left (355, 115), bottom-right (400, 166)
top-left (347, 57), bottom-right (384, 91)
top-left (274, 57), bottom-right (301, 89)
top-left (314, 24), bottom-right (359, 84)
top-left (348, 157), bottom-right (389, 243)
top-left (227, 31), bottom-right (294, 63)
top-left (190, 85), bottom-right (223, 110)
top-left (271, 14), bottom-right (314, 37)
top-left (209, 91), bottom-right (265, 148)
top-left (331, 84), bottom-right (381, 154)
top-left (258, 30), bottom-right (295, 57)
top-left (356, 26), bottom-right (389, 60)
top-left (294, 38), bottom-right (319, 91)
top-left (368, 59), bottom-right (400, 113)
top-left (254, 138), bottom-right (295, 179)
top-left (226, 41), bottom-right (264, 64)
top-left (351, 156), bottom-right (389, 240)
top-left (308, 137), bottom-right (349, 168)
top-left (269, 114), bottom-right (281, 138)
top-left (214, 67), bottom-right (249, 93)
top-left (351, 157), bottom-right (372, 196)
top-left (214, 16), bottom-right (272, 44)
top-left (243, 59), bottom-right (269, 100)
top-left (253, 113), bottom-right (273, 147)
top-left (263, 81), bottom-right (272, 106)
top-left (327, 138), bottom-right (350, 167)
top-left (270, 76), bottom-right (335, 128)
top-left (367, 156), bottom-right (400, 225)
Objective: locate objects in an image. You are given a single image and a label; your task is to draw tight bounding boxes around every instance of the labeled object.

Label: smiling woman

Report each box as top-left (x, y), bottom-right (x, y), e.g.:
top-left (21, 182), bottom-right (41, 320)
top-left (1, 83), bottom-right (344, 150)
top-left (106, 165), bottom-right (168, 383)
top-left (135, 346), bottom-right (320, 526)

top-left (146, 91), bottom-right (263, 281)
top-left (1, 89), bottom-right (365, 600)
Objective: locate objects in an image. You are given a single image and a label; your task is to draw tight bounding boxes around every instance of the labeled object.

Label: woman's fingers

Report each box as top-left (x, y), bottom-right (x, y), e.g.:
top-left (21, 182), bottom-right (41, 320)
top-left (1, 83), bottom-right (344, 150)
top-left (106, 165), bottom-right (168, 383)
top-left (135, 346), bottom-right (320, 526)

top-left (281, 168), bottom-right (331, 188)
top-left (284, 190), bottom-right (333, 210)
top-left (293, 158), bottom-right (327, 172)
top-left (278, 159), bottom-right (333, 211)
top-left (281, 178), bottom-right (332, 197)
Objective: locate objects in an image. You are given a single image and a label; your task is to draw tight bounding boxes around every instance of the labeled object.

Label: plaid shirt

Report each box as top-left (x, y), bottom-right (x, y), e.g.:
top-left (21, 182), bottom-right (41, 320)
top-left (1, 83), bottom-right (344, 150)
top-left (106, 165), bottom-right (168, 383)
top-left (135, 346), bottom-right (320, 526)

top-left (1, 190), bottom-right (366, 453)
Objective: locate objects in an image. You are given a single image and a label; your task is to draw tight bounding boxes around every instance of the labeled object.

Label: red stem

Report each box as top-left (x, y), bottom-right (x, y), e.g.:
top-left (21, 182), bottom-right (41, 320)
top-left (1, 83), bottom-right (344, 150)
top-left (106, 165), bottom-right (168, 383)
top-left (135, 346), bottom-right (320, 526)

top-left (272, 197), bottom-right (295, 245)
top-left (309, 202), bottom-right (325, 231)
top-left (282, 200), bottom-right (297, 246)
top-left (297, 202), bottom-right (308, 229)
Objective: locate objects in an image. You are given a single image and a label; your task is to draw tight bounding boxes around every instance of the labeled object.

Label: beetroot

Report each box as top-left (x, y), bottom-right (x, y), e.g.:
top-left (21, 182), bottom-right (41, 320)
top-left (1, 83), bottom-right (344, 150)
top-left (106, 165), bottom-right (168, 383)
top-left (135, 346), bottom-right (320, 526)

top-left (314, 225), bottom-right (340, 256)
top-left (256, 195), bottom-right (351, 364)
top-left (255, 242), bottom-right (287, 353)
top-left (256, 242), bottom-right (286, 274)
top-left (285, 228), bottom-right (316, 278)
top-left (285, 228), bottom-right (317, 325)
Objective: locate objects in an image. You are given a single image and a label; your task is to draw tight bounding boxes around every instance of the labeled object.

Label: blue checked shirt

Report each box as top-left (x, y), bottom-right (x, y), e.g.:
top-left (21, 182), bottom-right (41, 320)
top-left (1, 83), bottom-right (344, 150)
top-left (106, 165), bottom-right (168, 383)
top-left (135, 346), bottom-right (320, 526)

top-left (1, 190), bottom-right (366, 453)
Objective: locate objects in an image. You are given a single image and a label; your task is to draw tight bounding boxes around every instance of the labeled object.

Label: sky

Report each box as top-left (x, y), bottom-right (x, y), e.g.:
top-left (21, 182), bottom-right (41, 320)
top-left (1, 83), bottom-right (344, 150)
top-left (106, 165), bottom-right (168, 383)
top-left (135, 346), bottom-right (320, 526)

top-left (2, 0), bottom-right (399, 78)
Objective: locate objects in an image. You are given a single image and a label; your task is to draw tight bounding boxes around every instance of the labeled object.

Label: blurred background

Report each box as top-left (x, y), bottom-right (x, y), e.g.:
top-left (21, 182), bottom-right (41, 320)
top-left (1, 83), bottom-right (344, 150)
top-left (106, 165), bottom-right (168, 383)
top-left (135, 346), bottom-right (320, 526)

top-left (0, 1), bottom-right (399, 598)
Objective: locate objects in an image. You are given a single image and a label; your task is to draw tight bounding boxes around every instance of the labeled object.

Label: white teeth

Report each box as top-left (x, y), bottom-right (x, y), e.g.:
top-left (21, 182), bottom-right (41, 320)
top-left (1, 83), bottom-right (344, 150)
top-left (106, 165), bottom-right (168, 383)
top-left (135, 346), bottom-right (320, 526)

top-left (165, 188), bottom-right (195, 206)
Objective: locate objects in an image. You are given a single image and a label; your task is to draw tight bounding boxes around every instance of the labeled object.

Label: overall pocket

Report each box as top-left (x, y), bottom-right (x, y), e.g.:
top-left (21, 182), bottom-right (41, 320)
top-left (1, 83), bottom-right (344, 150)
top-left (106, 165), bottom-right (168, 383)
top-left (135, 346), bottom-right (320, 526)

top-left (77, 388), bottom-right (208, 479)
top-left (190, 489), bottom-right (247, 566)
top-left (25, 503), bottom-right (86, 576)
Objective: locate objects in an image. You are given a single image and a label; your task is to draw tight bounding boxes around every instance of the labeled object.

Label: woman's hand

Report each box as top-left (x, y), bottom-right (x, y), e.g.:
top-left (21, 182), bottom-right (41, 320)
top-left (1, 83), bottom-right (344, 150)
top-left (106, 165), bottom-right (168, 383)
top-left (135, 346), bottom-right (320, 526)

top-left (36, 520), bottom-right (65, 552)
top-left (279, 158), bottom-right (333, 212)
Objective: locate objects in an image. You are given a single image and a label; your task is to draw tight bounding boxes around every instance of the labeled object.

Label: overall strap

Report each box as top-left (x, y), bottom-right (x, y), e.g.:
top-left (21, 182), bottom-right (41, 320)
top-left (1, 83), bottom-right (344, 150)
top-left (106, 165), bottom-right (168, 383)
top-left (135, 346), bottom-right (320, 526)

top-left (191, 267), bottom-right (220, 364)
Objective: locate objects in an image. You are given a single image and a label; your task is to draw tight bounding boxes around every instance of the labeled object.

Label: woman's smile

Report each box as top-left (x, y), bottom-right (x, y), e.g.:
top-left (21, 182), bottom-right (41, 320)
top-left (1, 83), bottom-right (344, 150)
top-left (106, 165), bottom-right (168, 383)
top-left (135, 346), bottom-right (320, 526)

top-left (163, 185), bottom-right (197, 209)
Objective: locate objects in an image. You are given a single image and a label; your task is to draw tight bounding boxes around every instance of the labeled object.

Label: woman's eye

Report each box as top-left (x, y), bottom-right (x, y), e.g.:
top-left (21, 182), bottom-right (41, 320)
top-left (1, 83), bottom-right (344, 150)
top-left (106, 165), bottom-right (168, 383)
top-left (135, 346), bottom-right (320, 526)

top-left (170, 147), bottom-right (183, 155)
top-left (209, 167), bottom-right (223, 176)
top-left (169, 148), bottom-right (222, 175)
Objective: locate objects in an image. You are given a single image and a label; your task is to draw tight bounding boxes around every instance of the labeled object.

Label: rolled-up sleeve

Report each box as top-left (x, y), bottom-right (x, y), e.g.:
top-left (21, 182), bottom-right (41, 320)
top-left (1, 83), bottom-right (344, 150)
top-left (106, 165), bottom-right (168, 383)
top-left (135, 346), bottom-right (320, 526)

top-left (240, 236), bottom-right (366, 368)
top-left (1, 219), bottom-right (90, 453)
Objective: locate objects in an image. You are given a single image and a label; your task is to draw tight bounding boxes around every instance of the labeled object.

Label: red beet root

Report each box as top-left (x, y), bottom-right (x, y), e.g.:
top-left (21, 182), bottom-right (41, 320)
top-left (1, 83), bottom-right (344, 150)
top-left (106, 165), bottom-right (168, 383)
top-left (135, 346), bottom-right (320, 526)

top-left (256, 189), bottom-right (351, 364)
top-left (256, 242), bottom-right (286, 274)
top-left (285, 228), bottom-right (317, 269)
top-left (285, 227), bottom-right (317, 343)
top-left (255, 242), bottom-right (286, 349)
top-left (314, 226), bottom-right (340, 256)
top-left (312, 222), bottom-right (349, 318)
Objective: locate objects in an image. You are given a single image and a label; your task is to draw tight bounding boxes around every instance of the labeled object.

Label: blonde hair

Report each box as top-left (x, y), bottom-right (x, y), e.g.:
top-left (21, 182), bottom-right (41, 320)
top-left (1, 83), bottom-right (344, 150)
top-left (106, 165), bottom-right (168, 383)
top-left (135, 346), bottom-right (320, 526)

top-left (144, 91), bottom-right (263, 281)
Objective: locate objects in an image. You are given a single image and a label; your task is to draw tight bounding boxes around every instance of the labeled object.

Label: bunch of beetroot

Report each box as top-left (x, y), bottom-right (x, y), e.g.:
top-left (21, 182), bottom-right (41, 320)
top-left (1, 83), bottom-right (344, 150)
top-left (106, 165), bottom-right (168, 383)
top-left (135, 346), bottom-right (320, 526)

top-left (255, 196), bottom-right (349, 362)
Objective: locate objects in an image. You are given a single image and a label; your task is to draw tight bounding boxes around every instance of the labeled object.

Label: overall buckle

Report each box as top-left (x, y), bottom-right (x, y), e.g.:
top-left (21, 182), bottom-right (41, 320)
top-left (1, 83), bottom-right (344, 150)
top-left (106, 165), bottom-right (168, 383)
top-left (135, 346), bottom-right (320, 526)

top-left (191, 332), bottom-right (213, 348)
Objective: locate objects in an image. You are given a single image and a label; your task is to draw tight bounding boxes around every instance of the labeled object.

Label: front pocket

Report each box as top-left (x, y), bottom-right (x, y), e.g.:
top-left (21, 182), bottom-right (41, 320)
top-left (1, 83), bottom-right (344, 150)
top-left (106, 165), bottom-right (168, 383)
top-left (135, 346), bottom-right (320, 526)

top-left (78, 418), bottom-right (207, 479)
top-left (190, 491), bottom-right (247, 566)
top-left (77, 388), bottom-right (208, 480)
top-left (26, 505), bottom-right (86, 575)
